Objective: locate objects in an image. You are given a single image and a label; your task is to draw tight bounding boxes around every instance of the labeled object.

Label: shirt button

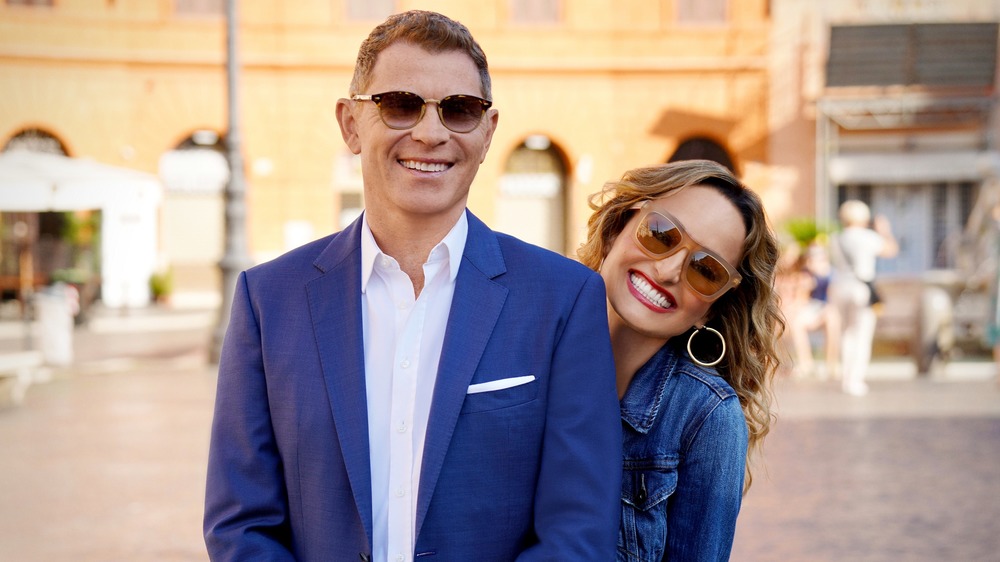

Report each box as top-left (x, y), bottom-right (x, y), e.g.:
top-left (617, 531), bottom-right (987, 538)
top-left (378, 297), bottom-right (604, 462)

top-left (380, 257), bottom-right (390, 267)
top-left (397, 301), bottom-right (408, 310)
top-left (395, 487), bottom-right (405, 497)
top-left (397, 421), bottom-right (407, 433)
top-left (395, 555), bottom-right (405, 562)
top-left (400, 359), bottom-right (410, 369)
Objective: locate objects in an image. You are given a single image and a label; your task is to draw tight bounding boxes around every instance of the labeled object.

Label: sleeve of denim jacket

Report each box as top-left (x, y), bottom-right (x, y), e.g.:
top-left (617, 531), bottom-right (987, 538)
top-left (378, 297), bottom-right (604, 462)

top-left (666, 394), bottom-right (749, 561)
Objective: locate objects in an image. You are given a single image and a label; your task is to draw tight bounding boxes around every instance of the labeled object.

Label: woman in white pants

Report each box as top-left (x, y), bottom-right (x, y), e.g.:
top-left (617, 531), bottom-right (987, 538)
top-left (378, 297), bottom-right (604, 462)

top-left (829, 200), bottom-right (898, 396)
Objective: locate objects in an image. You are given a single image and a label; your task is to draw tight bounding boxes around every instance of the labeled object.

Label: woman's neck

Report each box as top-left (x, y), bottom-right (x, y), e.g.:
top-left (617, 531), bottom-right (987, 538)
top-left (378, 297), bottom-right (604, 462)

top-left (608, 321), bottom-right (668, 400)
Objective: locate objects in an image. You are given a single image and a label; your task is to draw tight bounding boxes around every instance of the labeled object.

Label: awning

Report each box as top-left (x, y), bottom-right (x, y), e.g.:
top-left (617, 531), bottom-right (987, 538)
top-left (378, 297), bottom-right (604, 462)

top-left (0, 149), bottom-right (162, 308)
top-left (829, 150), bottom-right (1000, 184)
top-left (0, 149), bottom-right (161, 211)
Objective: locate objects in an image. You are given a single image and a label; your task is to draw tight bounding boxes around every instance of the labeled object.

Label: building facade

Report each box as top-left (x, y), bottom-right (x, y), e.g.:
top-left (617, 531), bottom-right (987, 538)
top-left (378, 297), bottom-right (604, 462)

top-left (0, 0), bottom-right (772, 306)
top-left (769, 0), bottom-right (1000, 353)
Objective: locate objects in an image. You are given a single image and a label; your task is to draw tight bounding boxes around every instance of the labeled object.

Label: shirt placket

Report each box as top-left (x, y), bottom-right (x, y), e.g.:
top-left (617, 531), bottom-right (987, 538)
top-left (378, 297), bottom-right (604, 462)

top-left (386, 271), bottom-right (423, 562)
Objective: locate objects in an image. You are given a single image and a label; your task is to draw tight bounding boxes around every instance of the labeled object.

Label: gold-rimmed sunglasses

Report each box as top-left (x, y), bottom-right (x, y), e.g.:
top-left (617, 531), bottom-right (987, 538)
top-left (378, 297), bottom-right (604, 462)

top-left (351, 91), bottom-right (492, 133)
top-left (632, 202), bottom-right (742, 301)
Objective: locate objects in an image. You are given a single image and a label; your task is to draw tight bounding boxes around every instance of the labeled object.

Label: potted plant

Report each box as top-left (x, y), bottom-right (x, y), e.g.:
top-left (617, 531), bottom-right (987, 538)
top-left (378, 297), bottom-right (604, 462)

top-left (149, 268), bottom-right (173, 305)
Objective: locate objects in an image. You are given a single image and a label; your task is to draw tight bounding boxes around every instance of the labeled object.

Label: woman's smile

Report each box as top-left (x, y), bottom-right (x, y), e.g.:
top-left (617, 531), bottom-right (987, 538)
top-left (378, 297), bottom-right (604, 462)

top-left (628, 270), bottom-right (675, 311)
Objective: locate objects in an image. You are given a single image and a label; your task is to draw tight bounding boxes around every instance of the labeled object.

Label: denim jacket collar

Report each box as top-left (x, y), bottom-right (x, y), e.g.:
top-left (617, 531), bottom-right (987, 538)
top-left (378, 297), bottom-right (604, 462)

top-left (619, 344), bottom-right (678, 435)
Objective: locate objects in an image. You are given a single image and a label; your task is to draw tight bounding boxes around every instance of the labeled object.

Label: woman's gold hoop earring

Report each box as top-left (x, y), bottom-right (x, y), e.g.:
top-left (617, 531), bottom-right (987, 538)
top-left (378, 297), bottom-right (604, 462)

top-left (687, 326), bottom-right (726, 367)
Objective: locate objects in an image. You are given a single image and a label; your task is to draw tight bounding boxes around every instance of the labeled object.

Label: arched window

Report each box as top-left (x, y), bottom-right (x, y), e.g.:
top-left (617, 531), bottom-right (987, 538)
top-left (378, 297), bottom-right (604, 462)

top-left (3, 127), bottom-right (67, 155)
top-left (159, 130), bottom-right (228, 194)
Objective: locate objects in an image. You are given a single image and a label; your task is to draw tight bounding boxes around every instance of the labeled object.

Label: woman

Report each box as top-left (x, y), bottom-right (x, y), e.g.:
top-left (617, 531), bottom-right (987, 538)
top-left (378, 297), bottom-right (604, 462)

top-left (828, 199), bottom-right (898, 396)
top-left (777, 241), bottom-right (838, 379)
top-left (578, 160), bottom-right (783, 561)
top-left (983, 202), bottom-right (1000, 385)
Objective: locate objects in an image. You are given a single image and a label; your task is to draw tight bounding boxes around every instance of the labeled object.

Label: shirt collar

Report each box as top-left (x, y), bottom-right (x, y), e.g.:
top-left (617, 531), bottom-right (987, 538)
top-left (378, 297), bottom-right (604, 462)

top-left (360, 210), bottom-right (468, 293)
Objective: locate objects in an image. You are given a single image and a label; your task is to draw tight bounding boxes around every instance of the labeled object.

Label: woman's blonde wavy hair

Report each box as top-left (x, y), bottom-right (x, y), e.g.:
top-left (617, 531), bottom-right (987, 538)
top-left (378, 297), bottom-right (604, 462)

top-left (578, 159), bottom-right (784, 492)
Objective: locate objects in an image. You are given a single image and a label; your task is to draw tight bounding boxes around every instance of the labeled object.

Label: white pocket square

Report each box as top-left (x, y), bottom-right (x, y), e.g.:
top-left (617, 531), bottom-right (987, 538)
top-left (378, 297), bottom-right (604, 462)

top-left (467, 375), bottom-right (536, 394)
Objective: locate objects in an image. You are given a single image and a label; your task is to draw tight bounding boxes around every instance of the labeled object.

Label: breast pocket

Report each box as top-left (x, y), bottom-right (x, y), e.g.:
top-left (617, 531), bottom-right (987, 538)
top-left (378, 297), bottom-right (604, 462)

top-left (618, 460), bottom-right (678, 562)
top-left (460, 378), bottom-right (539, 414)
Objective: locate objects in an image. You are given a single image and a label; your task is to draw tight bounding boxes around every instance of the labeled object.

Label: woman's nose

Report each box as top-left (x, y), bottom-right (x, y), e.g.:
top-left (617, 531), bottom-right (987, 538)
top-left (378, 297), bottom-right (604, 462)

top-left (652, 250), bottom-right (687, 285)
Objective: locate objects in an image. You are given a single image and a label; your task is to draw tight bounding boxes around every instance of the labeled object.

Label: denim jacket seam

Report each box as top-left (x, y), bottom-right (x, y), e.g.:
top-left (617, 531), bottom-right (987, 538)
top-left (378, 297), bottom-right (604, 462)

top-left (674, 362), bottom-right (738, 401)
top-left (679, 393), bottom-right (737, 455)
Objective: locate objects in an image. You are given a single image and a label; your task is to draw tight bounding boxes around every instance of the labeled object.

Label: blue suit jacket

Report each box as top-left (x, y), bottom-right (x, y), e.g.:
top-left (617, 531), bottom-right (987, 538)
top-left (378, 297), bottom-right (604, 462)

top-left (204, 211), bottom-right (622, 561)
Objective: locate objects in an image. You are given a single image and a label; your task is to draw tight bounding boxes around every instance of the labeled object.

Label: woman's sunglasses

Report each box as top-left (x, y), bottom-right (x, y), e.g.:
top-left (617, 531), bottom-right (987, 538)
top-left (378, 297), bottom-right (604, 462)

top-left (632, 203), bottom-right (742, 301)
top-left (351, 91), bottom-right (492, 134)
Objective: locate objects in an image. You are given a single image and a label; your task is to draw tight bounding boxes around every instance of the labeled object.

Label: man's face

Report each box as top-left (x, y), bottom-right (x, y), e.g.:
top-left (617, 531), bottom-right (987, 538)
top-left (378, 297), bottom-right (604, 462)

top-left (337, 42), bottom-right (499, 228)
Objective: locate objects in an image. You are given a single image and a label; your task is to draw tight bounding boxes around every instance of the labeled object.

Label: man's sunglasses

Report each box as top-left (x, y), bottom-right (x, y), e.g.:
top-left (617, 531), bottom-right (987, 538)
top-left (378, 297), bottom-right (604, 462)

top-left (351, 91), bottom-right (492, 134)
top-left (632, 203), bottom-right (742, 301)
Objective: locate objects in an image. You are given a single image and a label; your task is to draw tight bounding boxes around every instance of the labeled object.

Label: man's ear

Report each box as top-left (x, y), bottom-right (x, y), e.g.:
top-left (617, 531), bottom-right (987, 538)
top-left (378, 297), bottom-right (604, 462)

top-left (478, 108), bottom-right (499, 163)
top-left (336, 98), bottom-right (362, 155)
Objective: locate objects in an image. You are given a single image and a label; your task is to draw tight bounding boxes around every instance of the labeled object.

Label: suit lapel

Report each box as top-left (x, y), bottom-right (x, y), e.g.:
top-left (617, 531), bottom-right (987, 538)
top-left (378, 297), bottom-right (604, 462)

top-left (415, 212), bottom-right (508, 537)
top-left (306, 218), bottom-right (374, 546)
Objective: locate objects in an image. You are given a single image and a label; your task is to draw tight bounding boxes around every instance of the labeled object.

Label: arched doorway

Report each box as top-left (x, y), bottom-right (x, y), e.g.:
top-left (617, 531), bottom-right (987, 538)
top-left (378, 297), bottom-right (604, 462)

top-left (157, 130), bottom-right (228, 307)
top-left (668, 137), bottom-right (736, 173)
top-left (496, 135), bottom-right (569, 254)
top-left (0, 129), bottom-right (99, 318)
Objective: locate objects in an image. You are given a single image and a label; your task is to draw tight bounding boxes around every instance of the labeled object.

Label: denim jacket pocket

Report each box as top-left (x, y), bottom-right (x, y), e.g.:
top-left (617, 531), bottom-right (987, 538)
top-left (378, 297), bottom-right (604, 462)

top-left (618, 459), bottom-right (678, 562)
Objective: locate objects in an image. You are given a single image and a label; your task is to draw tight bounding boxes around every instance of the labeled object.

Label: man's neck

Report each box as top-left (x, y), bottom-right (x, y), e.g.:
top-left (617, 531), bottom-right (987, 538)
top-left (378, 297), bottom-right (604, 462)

top-left (366, 208), bottom-right (465, 297)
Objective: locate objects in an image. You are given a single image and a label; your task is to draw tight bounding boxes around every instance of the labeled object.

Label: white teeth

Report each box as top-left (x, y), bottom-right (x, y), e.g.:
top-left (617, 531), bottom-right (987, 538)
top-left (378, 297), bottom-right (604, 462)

top-left (630, 273), bottom-right (672, 309)
top-left (401, 160), bottom-right (449, 172)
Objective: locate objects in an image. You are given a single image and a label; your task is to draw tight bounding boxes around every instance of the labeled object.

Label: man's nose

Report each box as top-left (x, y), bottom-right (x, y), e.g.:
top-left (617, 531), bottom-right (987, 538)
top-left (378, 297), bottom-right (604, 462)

top-left (409, 102), bottom-right (450, 144)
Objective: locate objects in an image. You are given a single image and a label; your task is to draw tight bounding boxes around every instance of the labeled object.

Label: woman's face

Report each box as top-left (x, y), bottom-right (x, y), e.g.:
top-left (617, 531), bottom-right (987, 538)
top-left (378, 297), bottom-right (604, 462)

top-left (601, 185), bottom-right (746, 344)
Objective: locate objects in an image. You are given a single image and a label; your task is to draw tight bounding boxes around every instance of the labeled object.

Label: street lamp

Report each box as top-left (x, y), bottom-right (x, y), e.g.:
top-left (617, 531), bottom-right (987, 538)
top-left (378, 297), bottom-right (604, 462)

top-left (211, 0), bottom-right (253, 364)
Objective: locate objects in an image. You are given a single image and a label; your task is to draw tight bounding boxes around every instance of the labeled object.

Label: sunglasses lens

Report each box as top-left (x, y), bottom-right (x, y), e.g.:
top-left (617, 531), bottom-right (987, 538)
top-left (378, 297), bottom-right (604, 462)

top-left (637, 211), bottom-right (734, 299)
top-left (637, 213), bottom-right (683, 255)
top-left (439, 95), bottom-right (486, 132)
top-left (687, 252), bottom-right (731, 297)
top-left (377, 92), bottom-right (425, 129)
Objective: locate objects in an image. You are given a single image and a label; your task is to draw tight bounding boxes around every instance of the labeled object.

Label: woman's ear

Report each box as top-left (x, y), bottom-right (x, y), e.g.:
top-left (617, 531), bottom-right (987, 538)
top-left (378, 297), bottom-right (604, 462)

top-left (696, 309), bottom-right (717, 330)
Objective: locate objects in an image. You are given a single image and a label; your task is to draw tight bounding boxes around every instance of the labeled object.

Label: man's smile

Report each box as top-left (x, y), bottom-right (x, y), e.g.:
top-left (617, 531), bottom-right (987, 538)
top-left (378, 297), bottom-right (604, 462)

top-left (399, 159), bottom-right (452, 172)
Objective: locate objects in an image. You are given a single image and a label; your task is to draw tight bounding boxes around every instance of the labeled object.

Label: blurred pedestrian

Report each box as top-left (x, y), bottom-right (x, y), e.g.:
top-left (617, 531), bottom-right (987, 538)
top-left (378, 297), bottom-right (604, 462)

top-left (982, 201), bottom-right (1000, 385)
top-left (829, 200), bottom-right (898, 396)
top-left (775, 241), bottom-right (812, 375)
top-left (778, 241), bottom-right (839, 379)
top-left (579, 160), bottom-right (783, 560)
top-left (203, 10), bottom-right (622, 561)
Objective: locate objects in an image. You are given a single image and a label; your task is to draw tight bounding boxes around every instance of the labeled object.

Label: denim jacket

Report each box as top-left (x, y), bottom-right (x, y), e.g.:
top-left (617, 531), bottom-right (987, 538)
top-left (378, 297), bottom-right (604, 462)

top-left (618, 342), bottom-right (748, 562)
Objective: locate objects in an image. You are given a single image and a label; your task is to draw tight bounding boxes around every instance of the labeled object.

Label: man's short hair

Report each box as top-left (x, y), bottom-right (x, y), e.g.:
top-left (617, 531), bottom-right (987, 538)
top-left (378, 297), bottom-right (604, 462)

top-left (349, 10), bottom-right (492, 100)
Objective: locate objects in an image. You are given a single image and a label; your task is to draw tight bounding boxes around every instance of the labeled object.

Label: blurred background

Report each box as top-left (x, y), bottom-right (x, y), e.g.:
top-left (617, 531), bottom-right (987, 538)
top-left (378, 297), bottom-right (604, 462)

top-left (1, 0), bottom-right (999, 560)
top-left (3, 0), bottom-right (1000, 366)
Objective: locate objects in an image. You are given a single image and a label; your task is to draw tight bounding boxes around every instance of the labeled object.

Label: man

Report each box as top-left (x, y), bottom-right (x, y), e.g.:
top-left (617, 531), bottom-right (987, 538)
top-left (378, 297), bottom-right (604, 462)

top-left (204, 10), bottom-right (621, 561)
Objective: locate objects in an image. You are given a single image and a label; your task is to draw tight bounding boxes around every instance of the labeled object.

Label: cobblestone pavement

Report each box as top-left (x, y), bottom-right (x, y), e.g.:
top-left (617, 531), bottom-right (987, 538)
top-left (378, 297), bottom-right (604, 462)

top-left (0, 365), bottom-right (216, 562)
top-left (733, 376), bottom-right (1000, 562)
top-left (1, 307), bottom-right (999, 561)
top-left (0, 308), bottom-right (216, 562)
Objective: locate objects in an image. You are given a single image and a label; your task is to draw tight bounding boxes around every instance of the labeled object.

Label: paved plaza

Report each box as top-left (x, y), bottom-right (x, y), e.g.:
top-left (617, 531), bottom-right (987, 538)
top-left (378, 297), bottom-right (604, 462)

top-left (733, 377), bottom-right (1000, 562)
top-left (1, 306), bottom-right (999, 561)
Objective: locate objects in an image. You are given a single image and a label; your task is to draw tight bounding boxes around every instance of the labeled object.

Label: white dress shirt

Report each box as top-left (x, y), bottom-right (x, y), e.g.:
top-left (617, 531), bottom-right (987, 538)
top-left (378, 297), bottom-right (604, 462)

top-left (360, 212), bottom-right (467, 562)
